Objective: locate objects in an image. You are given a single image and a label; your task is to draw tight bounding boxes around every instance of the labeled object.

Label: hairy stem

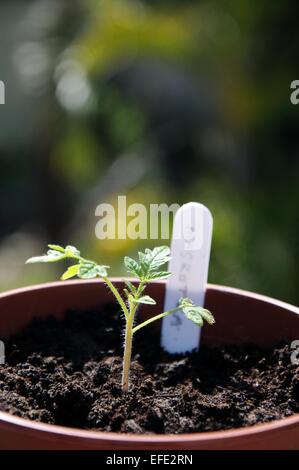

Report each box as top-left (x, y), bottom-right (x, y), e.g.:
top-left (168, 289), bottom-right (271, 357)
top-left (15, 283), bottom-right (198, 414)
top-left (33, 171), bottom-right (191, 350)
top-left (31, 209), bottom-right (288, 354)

top-left (121, 281), bottom-right (145, 392)
top-left (122, 311), bottom-right (135, 392)
top-left (132, 306), bottom-right (182, 334)
top-left (103, 277), bottom-right (129, 319)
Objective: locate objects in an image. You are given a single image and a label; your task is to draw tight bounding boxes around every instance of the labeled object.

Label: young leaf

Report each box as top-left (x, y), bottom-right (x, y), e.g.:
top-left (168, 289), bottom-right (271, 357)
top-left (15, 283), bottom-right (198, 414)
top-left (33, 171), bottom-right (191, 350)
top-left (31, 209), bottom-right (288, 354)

top-left (179, 298), bottom-right (215, 327)
top-left (61, 264), bottom-right (80, 280)
top-left (146, 246), bottom-right (171, 271)
top-left (78, 262), bottom-right (108, 279)
top-left (97, 265), bottom-right (109, 277)
top-left (199, 308), bottom-right (215, 325)
top-left (65, 245), bottom-right (80, 257)
top-left (123, 280), bottom-right (137, 295)
top-left (26, 250), bottom-right (65, 264)
top-left (48, 244), bottom-right (65, 253)
top-left (138, 251), bottom-right (151, 277)
top-left (134, 295), bottom-right (156, 305)
top-left (124, 256), bottom-right (143, 278)
top-left (137, 247), bottom-right (170, 276)
top-left (183, 306), bottom-right (204, 327)
top-left (125, 246), bottom-right (171, 281)
top-left (123, 288), bottom-right (130, 298)
top-left (147, 271), bottom-right (172, 280)
top-left (26, 255), bottom-right (49, 264)
top-left (26, 244), bottom-right (81, 265)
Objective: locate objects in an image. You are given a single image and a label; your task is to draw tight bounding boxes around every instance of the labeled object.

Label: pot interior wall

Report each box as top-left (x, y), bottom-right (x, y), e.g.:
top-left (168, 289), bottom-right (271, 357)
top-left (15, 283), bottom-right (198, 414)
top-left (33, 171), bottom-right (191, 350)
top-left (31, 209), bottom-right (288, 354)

top-left (0, 280), bottom-right (298, 347)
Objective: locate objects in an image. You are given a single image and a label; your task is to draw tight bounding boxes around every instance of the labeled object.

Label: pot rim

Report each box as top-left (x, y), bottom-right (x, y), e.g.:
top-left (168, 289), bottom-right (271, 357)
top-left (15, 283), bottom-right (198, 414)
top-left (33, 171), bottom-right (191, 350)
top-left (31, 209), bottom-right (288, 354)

top-left (1, 279), bottom-right (299, 315)
top-left (0, 279), bottom-right (299, 443)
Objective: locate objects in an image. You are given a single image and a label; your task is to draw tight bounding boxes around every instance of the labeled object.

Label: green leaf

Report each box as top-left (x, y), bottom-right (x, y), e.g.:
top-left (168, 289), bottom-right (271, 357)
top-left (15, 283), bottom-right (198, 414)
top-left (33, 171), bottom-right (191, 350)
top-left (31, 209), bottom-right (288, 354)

top-left (134, 295), bottom-right (156, 305)
top-left (179, 298), bottom-right (215, 327)
top-left (183, 306), bottom-right (204, 327)
top-left (78, 262), bottom-right (108, 279)
top-left (78, 263), bottom-right (98, 279)
top-left (124, 256), bottom-right (143, 278)
top-left (26, 255), bottom-right (48, 264)
top-left (97, 265), bottom-right (109, 277)
top-left (48, 244), bottom-right (65, 253)
top-left (26, 244), bottom-right (81, 265)
top-left (61, 264), bottom-right (80, 280)
top-left (123, 279), bottom-right (137, 295)
top-left (125, 246), bottom-right (171, 281)
top-left (179, 297), bottom-right (193, 308)
top-left (138, 251), bottom-right (151, 277)
top-left (26, 251), bottom-right (65, 264)
top-left (137, 246), bottom-right (171, 276)
top-left (146, 246), bottom-right (171, 271)
top-left (199, 308), bottom-right (215, 325)
top-left (147, 271), bottom-right (172, 281)
top-left (65, 245), bottom-right (80, 257)
top-left (123, 288), bottom-right (130, 298)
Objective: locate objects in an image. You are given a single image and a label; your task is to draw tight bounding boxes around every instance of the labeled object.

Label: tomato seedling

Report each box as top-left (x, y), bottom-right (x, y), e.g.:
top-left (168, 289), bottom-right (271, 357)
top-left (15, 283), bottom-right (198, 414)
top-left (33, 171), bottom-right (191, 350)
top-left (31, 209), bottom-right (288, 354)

top-left (26, 245), bottom-right (215, 392)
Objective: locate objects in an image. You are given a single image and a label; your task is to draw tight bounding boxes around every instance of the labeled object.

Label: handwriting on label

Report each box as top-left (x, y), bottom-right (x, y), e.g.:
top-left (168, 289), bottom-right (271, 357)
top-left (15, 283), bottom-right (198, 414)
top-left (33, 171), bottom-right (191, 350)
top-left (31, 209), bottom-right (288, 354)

top-left (161, 203), bottom-right (213, 353)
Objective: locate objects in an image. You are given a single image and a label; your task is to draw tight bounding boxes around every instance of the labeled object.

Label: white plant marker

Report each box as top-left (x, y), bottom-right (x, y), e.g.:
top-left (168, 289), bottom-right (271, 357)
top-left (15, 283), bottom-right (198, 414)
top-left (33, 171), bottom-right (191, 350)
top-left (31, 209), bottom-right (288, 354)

top-left (161, 203), bottom-right (213, 353)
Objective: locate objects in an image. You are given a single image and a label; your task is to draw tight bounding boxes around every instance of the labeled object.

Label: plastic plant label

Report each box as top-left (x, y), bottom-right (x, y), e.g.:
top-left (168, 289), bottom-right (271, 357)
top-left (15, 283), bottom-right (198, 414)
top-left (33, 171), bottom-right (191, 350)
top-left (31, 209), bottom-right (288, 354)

top-left (161, 202), bottom-right (213, 353)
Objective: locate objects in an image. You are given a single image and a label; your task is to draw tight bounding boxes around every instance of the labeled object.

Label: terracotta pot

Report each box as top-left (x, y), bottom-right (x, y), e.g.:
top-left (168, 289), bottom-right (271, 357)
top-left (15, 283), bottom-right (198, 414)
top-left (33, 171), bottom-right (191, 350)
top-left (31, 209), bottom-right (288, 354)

top-left (0, 279), bottom-right (298, 450)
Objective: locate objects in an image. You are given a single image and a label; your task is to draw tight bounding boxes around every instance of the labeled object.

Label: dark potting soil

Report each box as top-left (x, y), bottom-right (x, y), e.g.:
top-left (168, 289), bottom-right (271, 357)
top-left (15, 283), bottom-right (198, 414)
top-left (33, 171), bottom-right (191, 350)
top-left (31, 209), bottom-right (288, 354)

top-left (0, 304), bottom-right (298, 434)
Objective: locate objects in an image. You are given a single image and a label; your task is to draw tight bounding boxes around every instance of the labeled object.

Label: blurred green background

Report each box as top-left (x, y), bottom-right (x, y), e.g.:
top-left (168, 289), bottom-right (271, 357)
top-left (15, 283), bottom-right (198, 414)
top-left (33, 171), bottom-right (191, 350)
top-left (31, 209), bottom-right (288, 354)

top-left (0, 0), bottom-right (298, 304)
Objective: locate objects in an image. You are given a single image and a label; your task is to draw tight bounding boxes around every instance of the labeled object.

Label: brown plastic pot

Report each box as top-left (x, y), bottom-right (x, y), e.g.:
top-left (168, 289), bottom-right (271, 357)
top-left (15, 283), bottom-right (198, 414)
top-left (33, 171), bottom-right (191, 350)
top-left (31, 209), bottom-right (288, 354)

top-left (0, 279), bottom-right (299, 450)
